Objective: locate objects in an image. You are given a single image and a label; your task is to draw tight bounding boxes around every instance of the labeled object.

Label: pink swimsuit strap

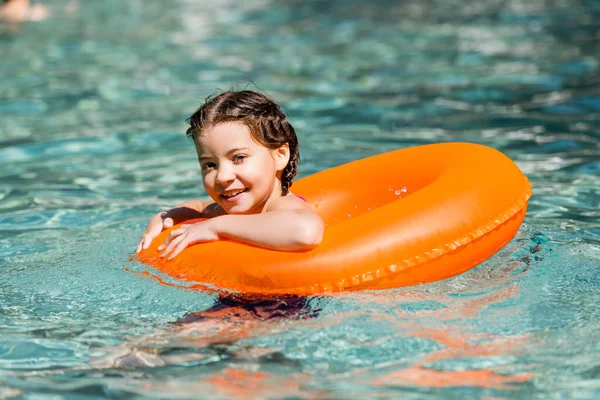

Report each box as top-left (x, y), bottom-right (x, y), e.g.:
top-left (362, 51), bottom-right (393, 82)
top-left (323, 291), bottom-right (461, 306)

top-left (294, 194), bottom-right (307, 202)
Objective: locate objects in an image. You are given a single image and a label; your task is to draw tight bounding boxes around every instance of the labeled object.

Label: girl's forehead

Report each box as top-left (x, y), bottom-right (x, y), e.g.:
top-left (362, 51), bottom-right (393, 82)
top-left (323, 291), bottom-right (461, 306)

top-left (195, 122), bottom-right (260, 155)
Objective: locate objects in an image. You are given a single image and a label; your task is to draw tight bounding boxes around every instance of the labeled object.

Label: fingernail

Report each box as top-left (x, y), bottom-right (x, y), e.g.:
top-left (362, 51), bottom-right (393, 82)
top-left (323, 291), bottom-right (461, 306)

top-left (158, 245), bottom-right (165, 251)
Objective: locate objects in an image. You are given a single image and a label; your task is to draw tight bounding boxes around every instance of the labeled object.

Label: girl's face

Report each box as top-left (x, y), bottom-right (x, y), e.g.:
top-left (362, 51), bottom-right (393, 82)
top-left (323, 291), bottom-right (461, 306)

top-left (194, 122), bottom-right (289, 214)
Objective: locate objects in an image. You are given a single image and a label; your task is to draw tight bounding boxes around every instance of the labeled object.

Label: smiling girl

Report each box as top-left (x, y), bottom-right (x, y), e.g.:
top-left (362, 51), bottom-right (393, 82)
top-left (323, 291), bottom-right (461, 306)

top-left (136, 90), bottom-right (324, 259)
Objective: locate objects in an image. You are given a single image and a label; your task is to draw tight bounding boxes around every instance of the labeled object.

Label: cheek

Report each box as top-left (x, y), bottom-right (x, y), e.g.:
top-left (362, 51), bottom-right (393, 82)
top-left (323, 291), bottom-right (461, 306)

top-left (201, 172), bottom-right (214, 190)
top-left (244, 161), bottom-right (272, 184)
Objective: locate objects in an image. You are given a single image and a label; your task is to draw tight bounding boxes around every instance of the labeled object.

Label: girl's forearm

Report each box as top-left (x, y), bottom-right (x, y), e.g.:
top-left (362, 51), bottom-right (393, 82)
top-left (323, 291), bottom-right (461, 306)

top-left (212, 211), bottom-right (324, 251)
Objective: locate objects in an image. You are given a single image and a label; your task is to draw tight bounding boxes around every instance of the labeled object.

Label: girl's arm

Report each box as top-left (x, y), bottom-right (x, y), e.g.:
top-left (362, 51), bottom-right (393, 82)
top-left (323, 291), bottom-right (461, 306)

top-left (213, 209), bottom-right (324, 250)
top-left (159, 197), bottom-right (324, 258)
top-left (136, 200), bottom-right (212, 253)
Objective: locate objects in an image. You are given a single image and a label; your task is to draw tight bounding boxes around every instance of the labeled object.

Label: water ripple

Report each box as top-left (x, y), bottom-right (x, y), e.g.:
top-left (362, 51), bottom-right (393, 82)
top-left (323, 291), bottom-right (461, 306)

top-left (0, 0), bottom-right (599, 397)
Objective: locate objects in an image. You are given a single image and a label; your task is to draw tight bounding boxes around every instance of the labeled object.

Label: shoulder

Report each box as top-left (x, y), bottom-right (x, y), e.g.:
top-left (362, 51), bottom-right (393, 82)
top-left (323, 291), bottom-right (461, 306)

top-left (267, 193), bottom-right (314, 212)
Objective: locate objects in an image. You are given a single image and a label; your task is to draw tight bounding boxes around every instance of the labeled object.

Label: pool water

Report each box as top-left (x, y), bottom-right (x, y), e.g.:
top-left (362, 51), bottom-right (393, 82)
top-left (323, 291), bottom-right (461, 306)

top-left (1, 0), bottom-right (599, 398)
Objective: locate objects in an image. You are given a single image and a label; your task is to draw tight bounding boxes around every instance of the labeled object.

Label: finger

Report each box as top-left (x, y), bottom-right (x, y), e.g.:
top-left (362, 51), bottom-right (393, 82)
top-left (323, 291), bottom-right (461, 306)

top-left (168, 239), bottom-right (190, 260)
top-left (161, 234), bottom-right (185, 257)
top-left (136, 240), bottom-right (143, 253)
top-left (141, 234), bottom-right (154, 250)
top-left (163, 217), bottom-right (174, 228)
top-left (157, 235), bottom-right (177, 251)
top-left (162, 228), bottom-right (185, 249)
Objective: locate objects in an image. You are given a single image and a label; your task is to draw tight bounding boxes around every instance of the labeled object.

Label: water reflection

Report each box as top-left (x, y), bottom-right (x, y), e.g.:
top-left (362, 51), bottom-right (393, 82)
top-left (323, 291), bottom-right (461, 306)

top-left (1, 0), bottom-right (599, 397)
top-left (66, 230), bottom-right (544, 398)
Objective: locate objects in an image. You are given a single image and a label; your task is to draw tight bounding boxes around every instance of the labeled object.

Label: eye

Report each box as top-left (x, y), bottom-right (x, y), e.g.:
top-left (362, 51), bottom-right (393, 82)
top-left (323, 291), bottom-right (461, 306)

top-left (232, 154), bottom-right (247, 164)
top-left (201, 162), bottom-right (216, 170)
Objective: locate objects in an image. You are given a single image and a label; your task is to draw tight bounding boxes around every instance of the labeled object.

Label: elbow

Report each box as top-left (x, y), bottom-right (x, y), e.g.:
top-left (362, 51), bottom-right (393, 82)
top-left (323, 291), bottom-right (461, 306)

top-left (295, 216), bottom-right (325, 250)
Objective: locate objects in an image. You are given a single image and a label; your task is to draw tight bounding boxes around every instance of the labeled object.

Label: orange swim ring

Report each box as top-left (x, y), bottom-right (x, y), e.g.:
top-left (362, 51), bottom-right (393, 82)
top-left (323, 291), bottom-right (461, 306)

top-left (136, 143), bottom-right (531, 295)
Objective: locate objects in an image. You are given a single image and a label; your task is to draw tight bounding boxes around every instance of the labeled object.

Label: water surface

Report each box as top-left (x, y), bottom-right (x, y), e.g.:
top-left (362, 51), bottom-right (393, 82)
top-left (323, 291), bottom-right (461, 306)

top-left (1, 0), bottom-right (599, 398)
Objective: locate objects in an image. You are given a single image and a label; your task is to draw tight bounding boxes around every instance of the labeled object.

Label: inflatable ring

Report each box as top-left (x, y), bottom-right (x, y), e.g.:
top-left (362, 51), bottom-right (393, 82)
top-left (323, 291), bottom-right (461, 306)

top-left (136, 143), bottom-right (531, 295)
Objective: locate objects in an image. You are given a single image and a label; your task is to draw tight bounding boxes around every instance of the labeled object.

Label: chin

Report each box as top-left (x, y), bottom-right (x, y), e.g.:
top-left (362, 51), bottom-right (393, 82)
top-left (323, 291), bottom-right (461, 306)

top-left (220, 201), bottom-right (252, 215)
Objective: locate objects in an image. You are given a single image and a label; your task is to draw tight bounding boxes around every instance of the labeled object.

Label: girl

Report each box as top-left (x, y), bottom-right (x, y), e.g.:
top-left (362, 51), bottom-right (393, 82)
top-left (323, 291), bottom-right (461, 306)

top-left (136, 90), bottom-right (324, 259)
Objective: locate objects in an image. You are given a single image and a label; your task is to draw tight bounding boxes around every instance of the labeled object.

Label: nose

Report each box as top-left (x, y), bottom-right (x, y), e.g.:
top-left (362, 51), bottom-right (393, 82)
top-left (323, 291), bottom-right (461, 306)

top-left (215, 164), bottom-right (235, 186)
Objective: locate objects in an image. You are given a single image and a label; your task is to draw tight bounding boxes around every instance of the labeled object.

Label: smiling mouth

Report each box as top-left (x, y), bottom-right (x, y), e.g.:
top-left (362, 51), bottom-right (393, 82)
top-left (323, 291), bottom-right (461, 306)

top-left (220, 188), bottom-right (249, 200)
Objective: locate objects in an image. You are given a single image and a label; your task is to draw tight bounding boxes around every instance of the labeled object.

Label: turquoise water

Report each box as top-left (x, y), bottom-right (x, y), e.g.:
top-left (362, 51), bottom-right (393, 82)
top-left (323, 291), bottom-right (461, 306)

top-left (1, 0), bottom-right (599, 398)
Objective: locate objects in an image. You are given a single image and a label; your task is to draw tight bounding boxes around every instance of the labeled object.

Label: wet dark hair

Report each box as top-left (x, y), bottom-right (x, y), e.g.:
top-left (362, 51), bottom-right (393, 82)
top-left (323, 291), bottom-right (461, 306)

top-left (186, 90), bottom-right (299, 196)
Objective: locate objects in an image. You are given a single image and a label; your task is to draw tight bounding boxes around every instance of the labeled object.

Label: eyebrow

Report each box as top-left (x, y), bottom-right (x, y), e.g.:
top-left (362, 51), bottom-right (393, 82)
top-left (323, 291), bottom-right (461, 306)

top-left (198, 147), bottom-right (250, 161)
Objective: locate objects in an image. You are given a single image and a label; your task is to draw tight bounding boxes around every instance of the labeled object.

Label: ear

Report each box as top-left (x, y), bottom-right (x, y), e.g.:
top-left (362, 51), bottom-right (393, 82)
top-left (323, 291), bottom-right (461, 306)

top-left (273, 143), bottom-right (290, 172)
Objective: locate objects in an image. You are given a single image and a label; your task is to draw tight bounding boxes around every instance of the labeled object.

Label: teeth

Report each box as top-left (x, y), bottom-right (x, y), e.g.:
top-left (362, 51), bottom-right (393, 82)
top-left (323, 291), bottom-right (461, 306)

top-left (222, 189), bottom-right (245, 198)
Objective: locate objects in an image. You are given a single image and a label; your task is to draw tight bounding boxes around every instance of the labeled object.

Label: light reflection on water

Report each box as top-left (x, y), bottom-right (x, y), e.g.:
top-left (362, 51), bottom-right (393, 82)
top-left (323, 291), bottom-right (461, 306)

top-left (1, 0), bottom-right (599, 398)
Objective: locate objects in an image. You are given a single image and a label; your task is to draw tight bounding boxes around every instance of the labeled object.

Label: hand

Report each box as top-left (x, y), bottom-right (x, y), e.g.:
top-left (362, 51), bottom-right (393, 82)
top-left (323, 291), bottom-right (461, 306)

top-left (158, 220), bottom-right (219, 259)
top-left (136, 212), bottom-right (174, 253)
